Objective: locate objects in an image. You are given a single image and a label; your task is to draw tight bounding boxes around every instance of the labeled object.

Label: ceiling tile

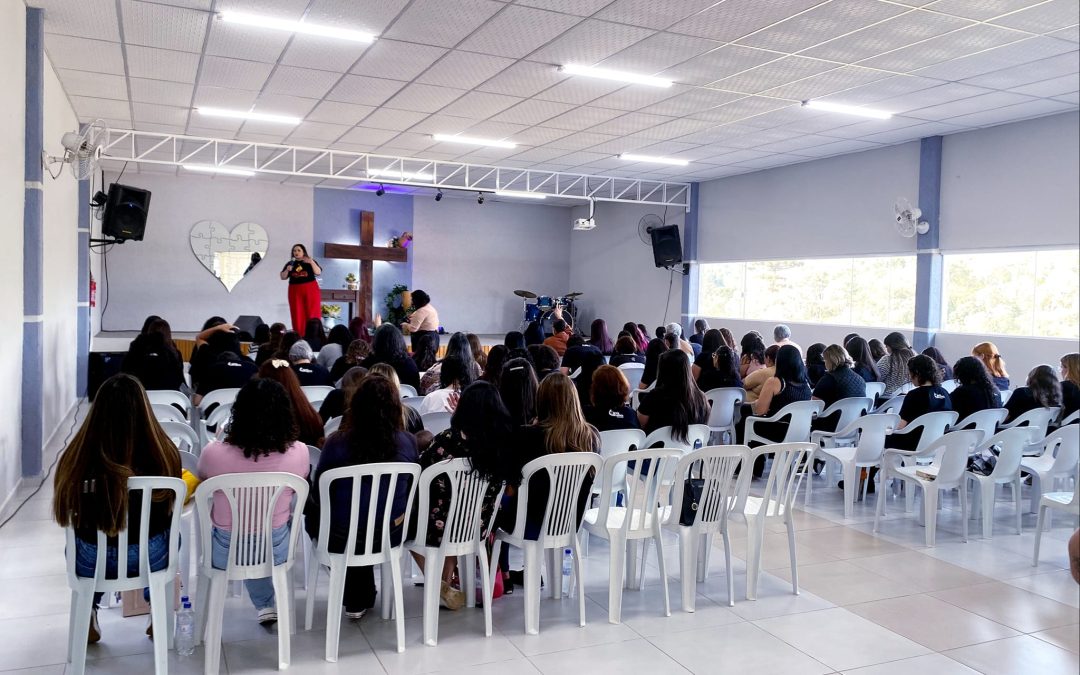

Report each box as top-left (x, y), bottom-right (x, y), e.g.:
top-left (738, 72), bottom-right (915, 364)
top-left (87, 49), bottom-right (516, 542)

top-left (491, 99), bottom-right (577, 125)
top-left (129, 78), bottom-right (194, 108)
top-left (801, 11), bottom-right (972, 63)
top-left (789, 138), bottom-right (881, 157)
top-left (858, 24), bottom-right (1026, 72)
top-left (304, 0), bottom-right (410, 35)
top-left (738, 0), bottom-right (909, 53)
top-left (688, 97), bottom-right (795, 123)
top-left (33, 0), bottom-right (120, 41)
top-left (1051, 91), bottom-right (1079, 104)
top-left (658, 45), bottom-right (779, 86)
top-left (204, 20), bottom-right (290, 63)
top-left (416, 52), bottom-right (515, 90)
top-left (1048, 25), bottom-right (1079, 43)
top-left (815, 115), bottom-right (925, 139)
top-left (55, 69), bottom-right (128, 100)
top-left (132, 102), bottom-right (189, 126)
top-left (305, 101), bottom-right (376, 126)
top-left (409, 114), bottom-right (476, 135)
top-left (732, 153), bottom-right (812, 169)
top-left (989, 0), bottom-right (1079, 33)
top-left (628, 117), bottom-right (716, 140)
top-left (506, 126), bottom-right (575, 145)
top-left (708, 57), bottom-right (838, 94)
top-left (126, 45), bottom-right (201, 82)
top-left (908, 90), bottom-right (1036, 119)
top-left (356, 108), bottom-right (431, 131)
top-left (587, 112), bottom-right (678, 135)
top-left (586, 85), bottom-right (686, 112)
top-left (192, 86), bottom-right (260, 110)
top-left (351, 40), bottom-right (448, 81)
top-left (281, 34), bottom-right (372, 72)
top-left (760, 65), bottom-right (893, 100)
top-left (44, 35), bottom-right (125, 75)
top-left (284, 121), bottom-right (351, 141)
top-left (543, 106), bottom-right (627, 131)
top-left (1009, 73), bottom-right (1080, 98)
top-left (752, 133), bottom-right (840, 154)
top-left (251, 93), bottom-right (319, 117)
top-left (382, 0), bottom-right (505, 47)
top-left (186, 114), bottom-right (244, 132)
top-left (533, 77), bottom-right (625, 104)
top-left (962, 53), bottom-right (1079, 90)
top-left (594, 0), bottom-right (720, 30)
top-left (913, 36), bottom-right (1078, 81)
top-left (120, 0), bottom-right (208, 53)
top-left (458, 5), bottom-right (582, 58)
top-left (326, 75), bottom-right (407, 106)
top-left (939, 97), bottom-right (1075, 126)
top-left (200, 56), bottom-right (273, 91)
top-left (599, 32), bottom-right (721, 74)
top-left (928, 0), bottom-right (1039, 22)
top-left (383, 83), bottom-right (468, 113)
top-left (263, 66), bottom-right (342, 99)
top-left (70, 95), bottom-right (132, 120)
top-left (337, 127), bottom-right (401, 146)
top-left (813, 75), bottom-right (945, 105)
top-left (872, 81), bottom-right (994, 113)
top-left (381, 132), bottom-right (438, 151)
top-left (514, 0), bottom-right (612, 15)
top-left (858, 120), bottom-right (965, 143)
top-left (545, 131), bottom-right (619, 150)
top-left (669, 0), bottom-right (828, 42)
top-left (477, 60), bottom-right (566, 97)
top-left (529, 19), bottom-right (656, 66)
top-left (463, 120), bottom-right (530, 139)
top-left (439, 91), bottom-right (524, 118)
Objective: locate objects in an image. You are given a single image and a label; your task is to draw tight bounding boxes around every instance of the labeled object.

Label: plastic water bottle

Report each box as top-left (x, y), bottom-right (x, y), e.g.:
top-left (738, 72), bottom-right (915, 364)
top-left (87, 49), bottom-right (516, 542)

top-left (175, 597), bottom-right (195, 656)
top-left (561, 548), bottom-right (573, 596)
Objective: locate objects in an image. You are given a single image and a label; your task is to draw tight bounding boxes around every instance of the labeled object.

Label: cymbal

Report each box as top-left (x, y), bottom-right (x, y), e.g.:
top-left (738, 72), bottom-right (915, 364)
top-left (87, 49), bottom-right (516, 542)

top-left (564, 291), bottom-right (583, 298)
top-left (514, 289), bottom-right (538, 299)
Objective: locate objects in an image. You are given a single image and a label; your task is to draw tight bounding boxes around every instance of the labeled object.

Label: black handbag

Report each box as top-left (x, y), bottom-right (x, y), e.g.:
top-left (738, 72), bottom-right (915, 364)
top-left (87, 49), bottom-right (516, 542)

top-left (680, 461), bottom-right (706, 526)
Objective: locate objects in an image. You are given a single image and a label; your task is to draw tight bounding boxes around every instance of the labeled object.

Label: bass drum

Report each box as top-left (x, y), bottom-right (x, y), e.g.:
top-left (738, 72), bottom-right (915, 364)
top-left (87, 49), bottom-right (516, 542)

top-left (539, 307), bottom-right (573, 337)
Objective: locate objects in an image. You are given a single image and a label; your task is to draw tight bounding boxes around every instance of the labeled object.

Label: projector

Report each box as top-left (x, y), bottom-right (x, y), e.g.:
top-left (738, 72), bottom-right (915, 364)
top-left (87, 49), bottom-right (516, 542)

top-left (573, 217), bottom-right (596, 231)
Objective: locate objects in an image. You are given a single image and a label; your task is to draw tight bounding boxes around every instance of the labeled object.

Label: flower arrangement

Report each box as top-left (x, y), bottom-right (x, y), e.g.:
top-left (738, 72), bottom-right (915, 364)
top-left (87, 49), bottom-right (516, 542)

top-left (388, 231), bottom-right (413, 248)
top-left (344, 272), bottom-right (358, 290)
top-left (383, 284), bottom-right (413, 326)
top-left (321, 304), bottom-right (342, 319)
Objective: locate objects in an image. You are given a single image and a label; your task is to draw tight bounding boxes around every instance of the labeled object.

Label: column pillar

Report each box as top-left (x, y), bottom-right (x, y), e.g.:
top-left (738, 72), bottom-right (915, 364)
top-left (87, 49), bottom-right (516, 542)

top-left (22, 7), bottom-right (44, 477)
top-left (77, 180), bottom-right (90, 397)
top-left (680, 183), bottom-right (699, 329)
top-left (913, 136), bottom-right (943, 352)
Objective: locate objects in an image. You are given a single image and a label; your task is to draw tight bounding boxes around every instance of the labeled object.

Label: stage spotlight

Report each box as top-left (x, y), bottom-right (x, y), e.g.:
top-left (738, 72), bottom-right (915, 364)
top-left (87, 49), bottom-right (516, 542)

top-left (375, 184), bottom-right (385, 196)
top-left (477, 192), bottom-right (484, 205)
top-left (435, 190), bottom-right (443, 202)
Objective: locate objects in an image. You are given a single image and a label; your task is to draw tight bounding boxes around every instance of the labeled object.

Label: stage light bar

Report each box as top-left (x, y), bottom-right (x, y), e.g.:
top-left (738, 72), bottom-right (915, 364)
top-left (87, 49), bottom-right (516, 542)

top-left (219, 11), bottom-right (375, 43)
top-left (559, 64), bottom-right (673, 88)
top-left (196, 107), bottom-right (302, 124)
top-left (494, 190), bottom-right (546, 200)
top-left (432, 134), bottom-right (517, 149)
top-left (183, 164), bottom-right (255, 177)
top-left (367, 169), bottom-right (435, 180)
top-left (802, 100), bottom-right (892, 119)
top-left (618, 153), bottom-right (690, 166)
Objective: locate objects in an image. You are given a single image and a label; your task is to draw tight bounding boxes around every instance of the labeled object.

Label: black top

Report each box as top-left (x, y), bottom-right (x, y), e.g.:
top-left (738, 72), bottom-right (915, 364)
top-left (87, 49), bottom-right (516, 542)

top-left (812, 366), bottom-right (866, 408)
top-left (609, 353), bottom-right (645, 368)
top-left (583, 404), bottom-right (640, 433)
top-left (806, 363), bottom-right (827, 387)
top-left (688, 333), bottom-right (704, 345)
top-left (283, 259), bottom-right (319, 285)
top-left (697, 370), bottom-right (743, 393)
top-left (319, 389), bottom-right (346, 423)
top-left (291, 362), bottom-right (333, 387)
top-left (329, 356), bottom-right (355, 383)
top-left (766, 379), bottom-right (812, 417)
top-left (562, 344), bottom-right (601, 374)
top-left (991, 375), bottom-right (1011, 391)
top-left (1003, 387), bottom-right (1044, 424)
top-left (122, 335), bottom-right (184, 391)
top-left (692, 351), bottom-right (713, 371)
top-left (898, 385), bottom-right (952, 423)
top-left (950, 384), bottom-right (1001, 423)
top-left (360, 354), bottom-right (421, 389)
top-left (195, 354), bottom-right (258, 396)
top-left (1062, 381), bottom-right (1080, 418)
top-left (852, 364), bottom-right (878, 383)
top-left (637, 390), bottom-right (708, 436)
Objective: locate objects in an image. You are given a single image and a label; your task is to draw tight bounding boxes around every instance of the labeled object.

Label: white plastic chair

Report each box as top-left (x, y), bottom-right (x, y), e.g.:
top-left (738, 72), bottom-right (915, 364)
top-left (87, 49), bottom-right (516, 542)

top-left (814, 414), bottom-right (900, 518)
top-left (421, 411), bottom-right (453, 435)
top-left (65, 477), bottom-right (186, 675)
top-left (324, 415), bottom-right (342, 437)
top-left (202, 402), bottom-right (233, 442)
top-left (1033, 469), bottom-right (1080, 565)
top-left (196, 388), bottom-right (241, 446)
top-left (399, 384), bottom-right (418, 398)
top-left (897, 382), bottom-right (917, 395)
top-left (814, 396), bottom-right (873, 444)
top-left (664, 446), bottom-right (749, 610)
top-left (583, 449), bottom-right (682, 624)
top-left (865, 381), bottom-right (886, 400)
top-left (594, 429), bottom-right (646, 499)
top-left (875, 430), bottom-right (980, 547)
top-left (1002, 406), bottom-right (1062, 440)
top-left (490, 451), bottom-right (604, 635)
top-left (733, 443), bottom-right (816, 600)
top-left (1059, 409), bottom-right (1079, 426)
top-left (302, 385), bottom-right (335, 407)
top-left (953, 408), bottom-right (1009, 444)
top-left (642, 424), bottom-right (711, 454)
top-left (872, 393), bottom-right (905, 414)
top-left (941, 379), bottom-right (959, 393)
top-left (402, 396), bottom-right (425, 413)
top-left (193, 472), bottom-right (309, 675)
top-left (967, 428), bottom-right (1036, 538)
top-left (147, 389), bottom-right (191, 418)
top-left (880, 410), bottom-right (958, 509)
top-left (999, 388), bottom-right (1013, 405)
top-left (152, 403), bottom-right (187, 424)
top-left (704, 387), bottom-right (745, 444)
top-left (1021, 425), bottom-right (1080, 520)
top-left (744, 400), bottom-right (824, 462)
top-left (161, 420), bottom-right (202, 455)
top-left (305, 463), bottom-right (419, 659)
top-left (405, 459), bottom-right (504, 646)
top-left (618, 363), bottom-right (645, 390)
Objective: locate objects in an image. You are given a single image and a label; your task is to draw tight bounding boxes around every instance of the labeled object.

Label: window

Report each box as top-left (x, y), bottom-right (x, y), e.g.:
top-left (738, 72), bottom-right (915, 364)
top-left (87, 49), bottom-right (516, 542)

top-left (943, 249), bottom-right (1080, 339)
top-left (698, 255), bottom-right (916, 328)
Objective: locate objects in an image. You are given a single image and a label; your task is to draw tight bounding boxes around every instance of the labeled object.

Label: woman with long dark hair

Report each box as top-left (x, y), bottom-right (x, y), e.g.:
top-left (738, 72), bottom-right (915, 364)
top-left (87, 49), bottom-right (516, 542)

top-left (198, 379), bottom-right (309, 625)
top-left (499, 357), bottom-right (539, 427)
top-left (609, 335), bottom-right (646, 367)
top-left (418, 356), bottom-right (473, 414)
top-left (846, 337), bottom-right (880, 383)
top-left (420, 332), bottom-right (480, 395)
top-left (639, 336), bottom-right (668, 390)
top-left (258, 359), bottom-right (325, 447)
top-left (876, 332), bottom-right (916, 396)
top-left (739, 332), bottom-right (767, 379)
top-left (718, 327), bottom-right (737, 352)
top-left (318, 366), bottom-right (368, 423)
top-left (637, 350), bottom-right (711, 443)
top-left (922, 346), bottom-right (953, 381)
top-left (1004, 365), bottom-right (1063, 423)
top-left (805, 343), bottom-right (827, 387)
top-left (481, 344), bottom-right (509, 384)
top-left (305, 375), bottom-right (419, 619)
top-left (54, 374), bottom-right (181, 643)
top-left (950, 356), bottom-right (1002, 422)
top-left (467, 333), bottom-right (488, 372)
top-left (698, 345), bottom-right (743, 392)
top-left (589, 318), bottom-right (614, 355)
top-left (280, 243), bottom-right (322, 333)
top-left (348, 316), bottom-right (372, 345)
top-left (361, 324), bottom-right (420, 388)
top-left (317, 324), bottom-right (353, 370)
top-left (692, 329), bottom-right (724, 382)
top-left (304, 318), bottom-right (327, 353)
top-left (741, 345), bottom-right (812, 476)
top-left (255, 322), bottom-right (287, 366)
top-left (122, 317), bottom-right (185, 391)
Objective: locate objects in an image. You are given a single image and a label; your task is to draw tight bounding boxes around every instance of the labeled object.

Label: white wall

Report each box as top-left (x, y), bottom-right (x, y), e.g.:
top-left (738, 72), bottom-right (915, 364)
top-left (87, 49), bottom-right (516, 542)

top-left (569, 201), bottom-right (685, 332)
top-left (99, 172), bottom-right (314, 332)
top-left (412, 197), bottom-right (572, 335)
top-left (41, 55), bottom-right (79, 438)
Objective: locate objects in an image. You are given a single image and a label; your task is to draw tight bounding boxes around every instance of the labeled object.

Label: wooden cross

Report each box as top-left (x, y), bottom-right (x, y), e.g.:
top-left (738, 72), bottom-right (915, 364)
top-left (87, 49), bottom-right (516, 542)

top-left (322, 210), bottom-right (407, 323)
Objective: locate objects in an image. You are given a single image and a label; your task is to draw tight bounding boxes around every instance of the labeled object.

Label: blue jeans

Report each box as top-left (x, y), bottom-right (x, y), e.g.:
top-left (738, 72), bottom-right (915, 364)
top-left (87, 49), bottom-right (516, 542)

top-left (211, 524), bottom-right (290, 611)
top-left (74, 531), bottom-right (171, 606)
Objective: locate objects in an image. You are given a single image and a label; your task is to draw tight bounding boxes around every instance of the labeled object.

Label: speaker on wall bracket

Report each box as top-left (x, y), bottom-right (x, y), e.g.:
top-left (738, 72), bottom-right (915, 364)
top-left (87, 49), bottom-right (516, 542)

top-left (649, 224), bottom-right (683, 269)
top-left (98, 183), bottom-right (151, 243)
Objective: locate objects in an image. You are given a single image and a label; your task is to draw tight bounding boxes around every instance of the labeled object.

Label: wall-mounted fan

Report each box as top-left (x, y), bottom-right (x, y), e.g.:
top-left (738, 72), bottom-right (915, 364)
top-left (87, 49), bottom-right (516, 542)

top-left (638, 213), bottom-right (665, 246)
top-left (894, 197), bottom-right (929, 238)
top-left (43, 119), bottom-right (108, 180)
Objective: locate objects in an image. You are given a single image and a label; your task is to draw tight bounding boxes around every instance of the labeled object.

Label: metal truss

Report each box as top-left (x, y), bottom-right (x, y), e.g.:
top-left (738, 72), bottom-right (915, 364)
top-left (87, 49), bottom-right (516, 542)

top-left (100, 129), bottom-right (692, 208)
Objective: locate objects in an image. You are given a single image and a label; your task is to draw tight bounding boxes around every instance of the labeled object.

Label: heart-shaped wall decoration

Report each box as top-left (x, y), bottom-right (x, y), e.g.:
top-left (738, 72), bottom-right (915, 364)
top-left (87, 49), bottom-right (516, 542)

top-left (189, 220), bottom-right (269, 292)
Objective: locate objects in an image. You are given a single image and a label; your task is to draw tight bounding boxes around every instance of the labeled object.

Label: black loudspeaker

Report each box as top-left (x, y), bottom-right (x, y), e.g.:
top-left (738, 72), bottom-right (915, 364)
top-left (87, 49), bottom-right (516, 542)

top-left (102, 183), bottom-right (151, 241)
top-left (649, 224), bottom-right (683, 268)
top-left (87, 352), bottom-right (126, 401)
top-left (233, 315), bottom-right (265, 342)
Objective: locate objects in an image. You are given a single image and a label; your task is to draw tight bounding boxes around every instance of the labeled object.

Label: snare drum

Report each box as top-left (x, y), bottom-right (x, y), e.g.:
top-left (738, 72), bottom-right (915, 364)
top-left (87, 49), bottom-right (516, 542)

top-left (536, 295), bottom-right (554, 310)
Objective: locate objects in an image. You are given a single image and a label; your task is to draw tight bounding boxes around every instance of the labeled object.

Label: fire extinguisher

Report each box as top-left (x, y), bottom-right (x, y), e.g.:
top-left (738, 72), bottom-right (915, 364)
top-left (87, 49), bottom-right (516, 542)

top-left (90, 272), bottom-right (96, 308)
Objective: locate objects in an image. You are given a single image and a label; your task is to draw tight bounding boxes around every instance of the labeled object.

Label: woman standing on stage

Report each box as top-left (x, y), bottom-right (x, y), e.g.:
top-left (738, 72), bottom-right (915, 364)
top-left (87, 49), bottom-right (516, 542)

top-left (280, 244), bottom-right (322, 333)
top-left (401, 289), bottom-right (440, 359)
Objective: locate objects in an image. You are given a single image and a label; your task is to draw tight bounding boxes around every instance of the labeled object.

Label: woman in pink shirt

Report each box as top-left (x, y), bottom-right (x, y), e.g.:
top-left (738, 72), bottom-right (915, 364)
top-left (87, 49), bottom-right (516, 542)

top-left (197, 378), bottom-right (310, 625)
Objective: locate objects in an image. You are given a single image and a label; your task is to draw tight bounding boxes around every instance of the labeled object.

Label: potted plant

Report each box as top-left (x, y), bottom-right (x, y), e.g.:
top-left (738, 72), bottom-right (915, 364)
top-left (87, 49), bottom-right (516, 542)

top-left (321, 303), bottom-right (342, 330)
top-left (344, 272), bottom-right (358, 291)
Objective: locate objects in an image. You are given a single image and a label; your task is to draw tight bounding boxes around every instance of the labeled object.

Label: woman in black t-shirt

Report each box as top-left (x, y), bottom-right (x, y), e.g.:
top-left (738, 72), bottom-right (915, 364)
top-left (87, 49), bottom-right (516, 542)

top-left (887, 355), bottom-right (952, 451)
top-left (122, 318), bottom-right (184, 391)
top-left (805, 343), bottom-right (827, 387)
top-left (949, 356), bottom-right (1002, 424)
top-left (637, 350), bottom-right (710, 442)
top-left (691, 329), bottom-right (724, 382)
top-left (812, 344), bottom-right (867, 432)
top-left (608, 336), bottom-right (645, 368)
top-left (846, 337), bottom-right (881, 384)
top-left (360, 324), bottom-right (420, 389)
top-left (697, 345), bottom-right (743, 392)
top-left (583, 365), bottom-right (639, 432)
top-left (1003, 365), bottom-right (1062, 424)
top-left (280, 243), bottom-right (322, 333)
top-left (741, 345), bottom-right (812, 476)
top-left (922, 347), bottom-right (953, 382)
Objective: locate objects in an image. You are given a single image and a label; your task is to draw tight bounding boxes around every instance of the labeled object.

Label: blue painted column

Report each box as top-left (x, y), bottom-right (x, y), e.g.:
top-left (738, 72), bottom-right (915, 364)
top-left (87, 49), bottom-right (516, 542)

top-left (680, 183), bottom-right (699, 330)
top-left (913, 136), bottom-right (943, 352)
top-left (22, 7), bottom-right (44, 477)
top-left (77, 179), bottom-right (91, 397)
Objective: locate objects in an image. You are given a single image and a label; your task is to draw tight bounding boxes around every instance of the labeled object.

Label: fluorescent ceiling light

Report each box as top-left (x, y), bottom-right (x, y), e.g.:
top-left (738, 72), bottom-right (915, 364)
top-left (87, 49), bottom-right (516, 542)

top-left (196, 107), bottom-right (301, 124)
top-left (432, 134), bottom-right (517, 149)
top-left (494, 190), bottom-right (546, 200)
top-left (618, 153), bottom-right (689, 166)
top-left (219, 11), bottom-right (375, 43)
top-left (367, 169), bottom-right (434, 181)
top-left (183, 164), bottom-right (255, 177)
top-left (559, 64), bottom-right (672, 88)
top-left (802, 100), bottom-right (892, 120)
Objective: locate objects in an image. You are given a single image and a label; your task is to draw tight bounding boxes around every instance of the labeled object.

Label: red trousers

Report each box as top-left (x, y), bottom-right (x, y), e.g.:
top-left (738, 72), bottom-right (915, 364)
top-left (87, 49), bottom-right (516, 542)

top-left (288, 282), bottom-right (321, 333)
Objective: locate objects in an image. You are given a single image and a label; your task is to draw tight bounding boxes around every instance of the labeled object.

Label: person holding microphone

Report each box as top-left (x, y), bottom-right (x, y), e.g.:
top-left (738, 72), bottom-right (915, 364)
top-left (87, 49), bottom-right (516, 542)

top-left (280, 244), bottom-right (322, 333)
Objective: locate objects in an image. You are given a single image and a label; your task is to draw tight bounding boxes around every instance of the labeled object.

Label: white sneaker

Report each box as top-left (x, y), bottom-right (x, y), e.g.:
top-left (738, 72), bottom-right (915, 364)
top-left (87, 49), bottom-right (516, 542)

top-left (344, 608), bottom-right (367, 620)
top-left (257, 607), bottom-right (278, 626)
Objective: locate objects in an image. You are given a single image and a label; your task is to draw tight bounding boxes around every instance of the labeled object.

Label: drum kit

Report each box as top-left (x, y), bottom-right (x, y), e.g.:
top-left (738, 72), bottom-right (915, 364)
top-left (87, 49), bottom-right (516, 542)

top-left (514, 289), bottom-right (582, 333)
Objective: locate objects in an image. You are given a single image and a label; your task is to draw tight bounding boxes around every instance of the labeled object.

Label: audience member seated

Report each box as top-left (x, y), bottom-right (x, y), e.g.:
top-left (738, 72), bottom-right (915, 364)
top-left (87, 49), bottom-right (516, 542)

top-left (418, 355), bottom-right (473, 415)
top-left (523, 320), bottom-right (545, 346)
top-left (589, 319), bottom-right (614, 355)
top-left (367, 364), bottom-right (424, 434)
top-left (467, 333), bottom-right (487, 372)
top-left (950, 356), bottom-right (1002, 423)
top-left (623, 322), bottom-right (649, 353)
top-left (719, 327), bottom-right (738, 353)
top-left (543, 319), bottom-right (572, 356)
top-left (289, 340), bottom-right (333, 387)
top-left (197, 379), bottom-right (309, 625)
top-left (53, 374), bottom-right (181, 643)
top-left (361, 324), bottom-right (420, 389)
top-left (886, 354), bottom-right (952, 451)
top-left (1004, 365), bottom-right (1063, 424)
top-left (571, 348), bottom-right (605, 406)
top-left (665, 323), bottom-right (699, 358)
top-left (414, 381), bottom-right (510, 610)
top-left (743, 345), bottom-right (779, 403)
top-left (411, 330), bottom-right (440, 373)
top-left (303, 318), bottom-right (327, 353)
top-left (562, 335), bottom-right (602, 376)
top-left (637, 350), bottom-right (711, 443)
top-left (698, 345), bottom-right (744, 392)
top-left (922, 346), bottom-right (953, 381)
top-left (876, 332), bottom-right (916, 396)
top-left (639, 337), bottom-right (668, 390)
top-left (319, 366), bottom-right (367, 423)
top-left (609, 336), bottom-right (646, 368)
top-left (812, 344), bottom-right (867, 432)
top-left (255, 322), bottom-right (287, 366)
top-left (973, 341), bottom-right (1011, 391)
top-left (583, 365), bottom-right (639, 432)
top-left (258, 360), bottom-right (325, 447)
top-left (499, 358), bottom-right (538, 427)
top-left (688, 319), bottom-right (708, 346)
top-left (739, 332), bottom-right (767, 379)
top-left (846, 337), bottom-right (881, 383)
top-left (805, 343), bottom-right (827, 386)
top-left (329, 339), bottom-right (372, 383)
top-left (420, 332), bottom-right (480, 395)
top-left (692, 329), bottom-right (724, 382)
top-left (277, 330), bottom-right (301, 360)
top-left (843, 332), bottom-right (861, 347)
top-left (1060, 353), bottom-right (1080, 418)
top-left (122, 318), bottom-right (184, 391)
top-left (868, 338), bottom-right (886, 362)
top-left (481, 345), bottom-right (508, 384)
top-left (316, 325), bottom-right (352, 370)
top-left (740, 345), bottom-right (812, 476)
top-left (773, 324), bottom-right (802, 355)
top-left (304, 376), bottom-right (418, 619)
top-left (189, 317), bottom-right (234, 389)
top-left (194, 345), bottom-right (258, 406)
top-left (530, 344), bottom-right (561, 381)
top-left (505, 331), bottom-right (526, 352)
top-left (348, 316), bottom-right (372, 345)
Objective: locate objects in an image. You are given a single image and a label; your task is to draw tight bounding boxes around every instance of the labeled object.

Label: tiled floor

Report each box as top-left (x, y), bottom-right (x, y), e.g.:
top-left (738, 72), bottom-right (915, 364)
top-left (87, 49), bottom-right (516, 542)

top-left (1, 407), bottom-right (1077, 674)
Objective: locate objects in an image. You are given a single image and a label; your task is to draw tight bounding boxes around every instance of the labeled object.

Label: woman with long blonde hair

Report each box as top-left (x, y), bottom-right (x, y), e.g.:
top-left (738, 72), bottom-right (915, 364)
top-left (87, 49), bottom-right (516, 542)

top-left (53, 373), bottom-right (182, 643)
top-left (972, 341), bottom-right (1010, 391)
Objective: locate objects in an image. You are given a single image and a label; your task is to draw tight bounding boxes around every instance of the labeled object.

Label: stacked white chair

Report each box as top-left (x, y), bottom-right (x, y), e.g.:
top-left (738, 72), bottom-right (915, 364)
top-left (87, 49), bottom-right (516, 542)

top-left (204, 402), bottom-right (233, 442)
top-left (160, 420), bottom-right (201, 455)
top-left (147, 389), bottom-right (192, 420)
top-left (618, 362), bottom-right (646, 390)
top-left (967, 427), bottom-right (1036, 538)
top-left (1059, 409), bottom-right (1079, 427)
top-left (704, 387), bottom-right (745, 444)
top-left (1021, 425), bottom-right (1080, 520)
top-left (196, 388), bottom-right (241, 446)
top-left (813, 414), bottom-right (900, 518)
